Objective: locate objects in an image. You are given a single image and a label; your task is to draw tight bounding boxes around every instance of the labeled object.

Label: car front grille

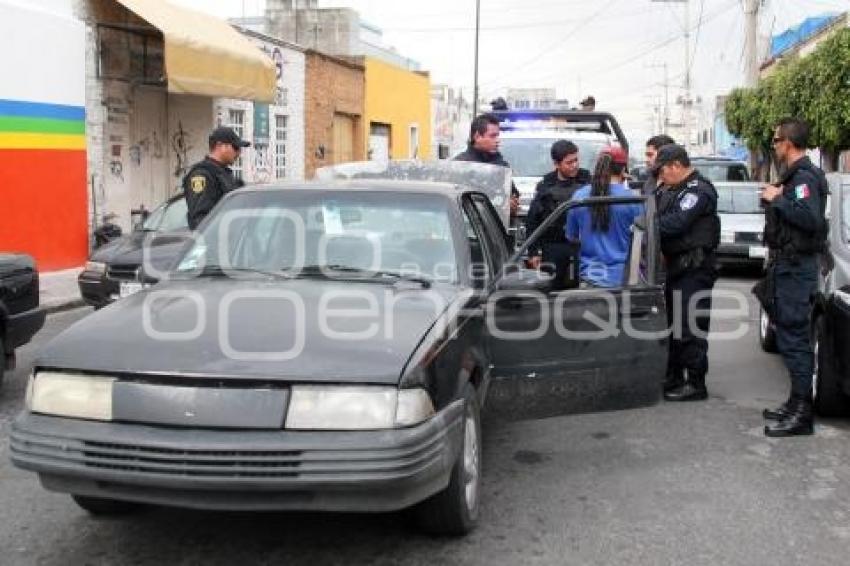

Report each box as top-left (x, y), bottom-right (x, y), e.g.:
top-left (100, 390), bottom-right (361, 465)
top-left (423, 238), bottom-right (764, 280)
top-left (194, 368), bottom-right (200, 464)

top-left (81, 440), bottom-right (302, 478)
top-left (107, 263), bottom-right (140, 280)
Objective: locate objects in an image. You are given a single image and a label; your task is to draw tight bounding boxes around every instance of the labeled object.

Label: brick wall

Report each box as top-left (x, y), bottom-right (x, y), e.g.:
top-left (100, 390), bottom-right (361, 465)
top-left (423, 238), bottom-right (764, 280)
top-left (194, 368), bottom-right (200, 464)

top-left (304, 50), bottom-right (365, 178)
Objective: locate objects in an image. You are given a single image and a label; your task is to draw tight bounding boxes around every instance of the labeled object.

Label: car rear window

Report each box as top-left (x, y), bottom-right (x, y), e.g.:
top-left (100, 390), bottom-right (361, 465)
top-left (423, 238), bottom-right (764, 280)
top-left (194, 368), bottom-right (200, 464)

top-left (716, 185), bottom-right (762, 214)
top-left (499, 138), bottom-right (606, 178)
top-left (694, 162), bottom-right (750, 182)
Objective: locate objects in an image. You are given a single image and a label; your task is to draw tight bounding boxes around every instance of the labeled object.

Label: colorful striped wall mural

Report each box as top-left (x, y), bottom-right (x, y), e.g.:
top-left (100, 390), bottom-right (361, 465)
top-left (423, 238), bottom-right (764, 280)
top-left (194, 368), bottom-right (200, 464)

top-left (0, 98), bottom-right (88, 270)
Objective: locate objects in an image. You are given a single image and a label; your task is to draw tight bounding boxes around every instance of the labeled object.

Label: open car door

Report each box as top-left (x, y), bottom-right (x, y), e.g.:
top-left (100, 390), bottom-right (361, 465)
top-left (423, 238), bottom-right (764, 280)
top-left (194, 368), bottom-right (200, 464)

top-left (469, 193), bottom-right (667, 420)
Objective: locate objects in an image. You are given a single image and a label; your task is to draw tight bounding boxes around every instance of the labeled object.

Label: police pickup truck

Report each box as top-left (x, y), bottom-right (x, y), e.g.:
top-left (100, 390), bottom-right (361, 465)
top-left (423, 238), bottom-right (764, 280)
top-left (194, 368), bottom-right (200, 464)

top-left (493, 110), bottom-right (630, 241)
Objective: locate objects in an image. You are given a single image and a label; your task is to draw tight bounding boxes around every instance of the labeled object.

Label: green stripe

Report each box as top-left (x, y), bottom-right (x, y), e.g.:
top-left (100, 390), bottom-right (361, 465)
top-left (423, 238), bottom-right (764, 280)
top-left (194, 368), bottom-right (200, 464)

top-left (0, 116), bottom-right (85, 135)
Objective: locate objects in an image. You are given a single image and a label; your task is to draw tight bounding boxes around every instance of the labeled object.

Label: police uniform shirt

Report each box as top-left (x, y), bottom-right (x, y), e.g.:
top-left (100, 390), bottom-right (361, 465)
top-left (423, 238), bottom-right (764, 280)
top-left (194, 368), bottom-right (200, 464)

top-left (183, 156), bottom-right (240, 230)
top-left (658, 171), bottom-right (720, 257)
top-left (766, 156), bottom-right (827, 250)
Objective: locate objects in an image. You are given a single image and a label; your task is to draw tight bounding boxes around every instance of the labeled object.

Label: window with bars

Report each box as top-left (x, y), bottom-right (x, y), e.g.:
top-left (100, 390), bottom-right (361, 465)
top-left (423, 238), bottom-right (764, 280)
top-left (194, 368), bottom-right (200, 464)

top-left (274, 114), bottom-right (288, 179)
top-left (227, 109), bottom-right (245, 180)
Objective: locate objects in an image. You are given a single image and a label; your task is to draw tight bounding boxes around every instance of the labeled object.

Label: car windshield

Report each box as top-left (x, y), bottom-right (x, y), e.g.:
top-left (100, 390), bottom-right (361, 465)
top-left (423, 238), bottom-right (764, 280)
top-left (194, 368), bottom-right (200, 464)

top-left (499, 137), bottom-right (607, 177)
top-left (694, 162), bottom-right (750, 182)
top-left (140, 198), bottom-right (188, 232)
top-left (716, 185), bottom-right (762, 214)
top-left (176, 190), bottom-right (458, 283)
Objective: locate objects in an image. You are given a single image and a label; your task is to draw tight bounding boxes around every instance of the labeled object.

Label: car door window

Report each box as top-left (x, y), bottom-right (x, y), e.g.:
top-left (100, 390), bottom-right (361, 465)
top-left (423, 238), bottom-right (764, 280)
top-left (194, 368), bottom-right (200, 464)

top-left (469, 193), bottom-right (509, 273)
top-left (158, 198), bottom-right (189, 232)
top-left (462, 204), bottom-right (491, 288)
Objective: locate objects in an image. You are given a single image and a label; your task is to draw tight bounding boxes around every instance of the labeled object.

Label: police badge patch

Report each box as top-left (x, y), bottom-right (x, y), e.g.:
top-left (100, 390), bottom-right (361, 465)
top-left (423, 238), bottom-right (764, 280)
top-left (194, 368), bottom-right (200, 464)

top-left (680, 193), bottom-right (699, 211)
top-left (190, 175), bottom-right (206, 193)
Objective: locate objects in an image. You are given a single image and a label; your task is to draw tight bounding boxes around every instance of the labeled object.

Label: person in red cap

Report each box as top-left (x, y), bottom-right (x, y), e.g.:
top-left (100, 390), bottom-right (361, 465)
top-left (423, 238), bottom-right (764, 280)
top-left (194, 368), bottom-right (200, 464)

top-left (565, 145), bottom-right (643, 287)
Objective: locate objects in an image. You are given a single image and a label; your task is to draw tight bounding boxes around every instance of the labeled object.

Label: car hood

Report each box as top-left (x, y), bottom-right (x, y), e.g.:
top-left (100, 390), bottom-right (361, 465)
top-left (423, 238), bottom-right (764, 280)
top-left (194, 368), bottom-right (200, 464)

top-left (92, 230), bottom-right (190, 269)
top-left (37, 278), bottom-right (458, 384)
top-left (719, 213), bottom-right (765, 233)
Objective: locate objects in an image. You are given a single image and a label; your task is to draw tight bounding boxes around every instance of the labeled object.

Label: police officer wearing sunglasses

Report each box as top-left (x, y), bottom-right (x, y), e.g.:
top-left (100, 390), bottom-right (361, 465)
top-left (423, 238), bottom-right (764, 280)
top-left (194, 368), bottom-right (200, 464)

top-left (760, 117), bottom-right (829, 437)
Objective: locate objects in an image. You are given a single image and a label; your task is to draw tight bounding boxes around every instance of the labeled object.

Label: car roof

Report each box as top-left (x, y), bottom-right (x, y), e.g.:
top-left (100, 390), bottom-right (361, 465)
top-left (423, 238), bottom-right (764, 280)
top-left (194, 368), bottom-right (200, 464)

top-left (238, 179), bottom-right (469, 197)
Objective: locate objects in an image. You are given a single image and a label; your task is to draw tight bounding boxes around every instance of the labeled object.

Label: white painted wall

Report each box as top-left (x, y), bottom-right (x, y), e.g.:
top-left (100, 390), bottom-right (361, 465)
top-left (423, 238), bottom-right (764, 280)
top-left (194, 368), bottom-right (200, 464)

top-left (1, 0), bottom-right (84, 107)
top-left (216, 36), bottom-right (306, 183)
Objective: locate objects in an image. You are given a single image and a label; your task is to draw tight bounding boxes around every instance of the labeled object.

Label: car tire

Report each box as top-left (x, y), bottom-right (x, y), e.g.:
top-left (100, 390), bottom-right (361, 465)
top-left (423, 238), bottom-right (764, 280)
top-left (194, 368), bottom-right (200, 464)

top-left (759, 307), bottom-right (778, 353)
top-left (413, 383), bottom-right (481, 536)
top-left (812, 316), bottom-right (850, 417)
top-left (71, 495), bottom-right (144, 516)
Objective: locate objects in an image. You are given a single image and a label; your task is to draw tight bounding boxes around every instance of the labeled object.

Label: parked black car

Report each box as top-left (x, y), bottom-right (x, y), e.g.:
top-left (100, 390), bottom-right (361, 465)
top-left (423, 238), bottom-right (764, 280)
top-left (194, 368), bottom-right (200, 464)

top-left (78, 195), bottom-right (190, 308)
top-left (759, 173), bottom-right (850, 416)
top-left (11, 178), bottom-right (666, 535)
top-left (0, 253), bottom-right (46, 386)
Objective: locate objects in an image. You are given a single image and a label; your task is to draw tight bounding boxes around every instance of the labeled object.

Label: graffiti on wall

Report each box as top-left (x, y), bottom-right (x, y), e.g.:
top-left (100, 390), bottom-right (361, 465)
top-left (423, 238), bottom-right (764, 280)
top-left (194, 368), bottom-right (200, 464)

top-left (172, 121), bottom-right (193, 178)
top-left (129, 130), bottom-right (166, 168)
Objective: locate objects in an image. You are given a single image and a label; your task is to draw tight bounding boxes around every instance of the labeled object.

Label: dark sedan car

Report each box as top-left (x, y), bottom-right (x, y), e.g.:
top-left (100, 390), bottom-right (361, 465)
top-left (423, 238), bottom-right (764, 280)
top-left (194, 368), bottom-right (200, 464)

top-left (758, 173), bottom-right (850, 417)
top-left (78, 195), bottom-right (190, 308)
top-left (1, 253), bottom-right (46, 386)
top-left (11, 179), bottom-right (666, 535)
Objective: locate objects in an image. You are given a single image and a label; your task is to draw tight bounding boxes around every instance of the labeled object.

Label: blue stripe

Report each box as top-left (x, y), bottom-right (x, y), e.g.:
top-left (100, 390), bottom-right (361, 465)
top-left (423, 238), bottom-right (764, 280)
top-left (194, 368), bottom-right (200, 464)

top-left (0, 99), bottom-right (85, 121)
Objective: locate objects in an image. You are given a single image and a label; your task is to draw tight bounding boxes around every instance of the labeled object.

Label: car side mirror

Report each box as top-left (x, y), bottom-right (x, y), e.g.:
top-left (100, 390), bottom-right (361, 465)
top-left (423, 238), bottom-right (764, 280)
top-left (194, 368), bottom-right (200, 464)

top-left (495, 269), bottom-right (553, 292)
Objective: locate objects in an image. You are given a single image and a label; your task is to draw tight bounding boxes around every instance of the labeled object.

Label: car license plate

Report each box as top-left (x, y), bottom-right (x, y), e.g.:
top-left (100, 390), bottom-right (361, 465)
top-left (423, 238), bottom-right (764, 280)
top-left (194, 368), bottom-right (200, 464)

top-left (119, 281), bottom-right (144, 298)
top-left (749, 246), bottom-right (767, 258)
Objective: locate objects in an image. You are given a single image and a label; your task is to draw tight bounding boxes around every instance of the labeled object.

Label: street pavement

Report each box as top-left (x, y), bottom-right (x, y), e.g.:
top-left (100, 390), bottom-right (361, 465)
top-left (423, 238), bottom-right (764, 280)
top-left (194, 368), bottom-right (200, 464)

top-left (2, 275), bottom-right (850, 566)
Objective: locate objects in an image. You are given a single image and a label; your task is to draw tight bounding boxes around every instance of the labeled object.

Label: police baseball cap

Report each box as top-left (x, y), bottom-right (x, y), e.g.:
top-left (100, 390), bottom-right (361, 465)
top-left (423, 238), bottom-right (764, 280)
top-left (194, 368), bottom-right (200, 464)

top-left (601, 145), bottom-right (628, 165)
top-left (651, 144), bottom-right (690, 173)
top-left (209, 126), bottom-right (251, 149)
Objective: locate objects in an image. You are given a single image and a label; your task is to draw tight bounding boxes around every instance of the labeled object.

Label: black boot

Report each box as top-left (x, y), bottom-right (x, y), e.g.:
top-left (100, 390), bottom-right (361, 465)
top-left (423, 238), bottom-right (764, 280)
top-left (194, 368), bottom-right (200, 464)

top-left (663, 367), bottom-right (684, 393)
top-left (765, 396), bottom-right (814, 437)
top-left (763, 394), bottom-right (794, 421)
top-left (664, 370), bottom-right (708, 402)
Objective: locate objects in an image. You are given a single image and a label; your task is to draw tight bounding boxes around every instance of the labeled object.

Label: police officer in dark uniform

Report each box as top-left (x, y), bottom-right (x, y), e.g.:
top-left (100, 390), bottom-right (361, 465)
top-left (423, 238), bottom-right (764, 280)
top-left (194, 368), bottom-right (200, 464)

top-left (454, 113), bottom-right (520, 219)
top-left (654, 145), bottom-right (720, 401)
top-left (525, 140), bottom-right (590, 289)
top-left (760, 118), bottom-right (828, 437)
top-left (183, 126), bottom-right (250, 230)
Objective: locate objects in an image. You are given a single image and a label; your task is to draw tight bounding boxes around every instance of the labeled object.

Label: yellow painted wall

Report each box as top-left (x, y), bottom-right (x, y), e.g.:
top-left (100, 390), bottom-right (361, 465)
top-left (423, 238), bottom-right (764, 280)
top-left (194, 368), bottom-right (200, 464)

top-left (363, 57), bottom-right (431, 160)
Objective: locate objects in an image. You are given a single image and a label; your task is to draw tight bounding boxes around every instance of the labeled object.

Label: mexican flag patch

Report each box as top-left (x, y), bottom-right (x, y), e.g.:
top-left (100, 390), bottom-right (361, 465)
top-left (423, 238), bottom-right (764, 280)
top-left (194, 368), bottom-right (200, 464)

top-left (795, 184), bottom-right (810, 199)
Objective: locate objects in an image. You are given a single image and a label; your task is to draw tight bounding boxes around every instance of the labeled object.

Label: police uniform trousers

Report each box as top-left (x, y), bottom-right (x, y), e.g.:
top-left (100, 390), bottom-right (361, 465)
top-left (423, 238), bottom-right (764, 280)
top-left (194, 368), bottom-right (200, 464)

top-left (665, 262), bottom-right (717, 377)
top-left (773, 255), bottom-right (818, 396)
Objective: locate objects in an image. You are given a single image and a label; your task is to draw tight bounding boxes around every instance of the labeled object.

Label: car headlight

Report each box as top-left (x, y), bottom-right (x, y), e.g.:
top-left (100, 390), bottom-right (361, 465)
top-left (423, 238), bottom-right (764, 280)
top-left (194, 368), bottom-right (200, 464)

top-left (27, 371), bottom-right (115, 421)
top-left (85, 261), bottom-right (107, 275)
top-left (286, 386), bottom-right (435, 430)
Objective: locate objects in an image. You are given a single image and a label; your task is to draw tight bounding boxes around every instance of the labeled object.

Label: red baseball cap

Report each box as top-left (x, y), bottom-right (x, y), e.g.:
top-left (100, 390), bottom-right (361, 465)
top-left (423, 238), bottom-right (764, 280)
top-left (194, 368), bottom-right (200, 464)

top-left (601, 145), bottom-right (628, 165)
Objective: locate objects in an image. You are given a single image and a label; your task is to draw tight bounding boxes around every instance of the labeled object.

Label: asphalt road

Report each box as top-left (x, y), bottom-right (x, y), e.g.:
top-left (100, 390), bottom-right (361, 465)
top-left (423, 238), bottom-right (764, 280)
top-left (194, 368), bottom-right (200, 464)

top-left (2, 275), bottom-right (849, 566)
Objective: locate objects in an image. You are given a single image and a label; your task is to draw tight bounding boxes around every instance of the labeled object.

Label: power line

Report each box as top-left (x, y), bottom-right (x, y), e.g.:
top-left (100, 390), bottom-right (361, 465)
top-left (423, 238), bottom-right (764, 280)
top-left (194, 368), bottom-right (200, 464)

top-left (477, 0), bottom-right (619, 89)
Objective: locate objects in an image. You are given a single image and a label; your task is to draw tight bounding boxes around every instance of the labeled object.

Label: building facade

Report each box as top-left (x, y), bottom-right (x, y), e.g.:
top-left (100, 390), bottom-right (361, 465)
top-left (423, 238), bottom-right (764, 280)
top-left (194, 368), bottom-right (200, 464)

top-left (303, 50), bottom-right (365, 177)
top-left (431, 84), bottom-right (473, 159)
top-left (363, 57), bottom-right (431, 162)
top-left (216, 30), bottom-right (306, 184)
top-left (0, 0), bottom-right (88, 270)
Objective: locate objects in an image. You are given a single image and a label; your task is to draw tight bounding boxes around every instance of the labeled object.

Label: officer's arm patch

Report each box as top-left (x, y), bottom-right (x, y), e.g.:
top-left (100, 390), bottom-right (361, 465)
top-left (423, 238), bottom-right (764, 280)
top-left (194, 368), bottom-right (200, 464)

top-left (680, 192), bottom-right (699, 211)
top-left (794, 184), bottom-right (810, 199)
top-left (190, 175), bottom-right (207, 193)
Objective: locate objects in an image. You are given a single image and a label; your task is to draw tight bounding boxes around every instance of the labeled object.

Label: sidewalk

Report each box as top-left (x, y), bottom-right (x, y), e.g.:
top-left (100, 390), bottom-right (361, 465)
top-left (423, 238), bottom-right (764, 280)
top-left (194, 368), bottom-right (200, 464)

top-left (39, 267), bottom-right (86, 313)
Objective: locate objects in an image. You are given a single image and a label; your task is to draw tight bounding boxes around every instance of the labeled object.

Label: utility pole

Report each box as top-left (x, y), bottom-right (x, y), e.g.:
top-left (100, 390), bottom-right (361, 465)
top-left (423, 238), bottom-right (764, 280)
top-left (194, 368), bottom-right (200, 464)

top-left (472, 0), bottom-right (481, 117)
top-left (744, 0), bottom-right (761, 86)
top-left (646, 62), bottom-right (670, 134)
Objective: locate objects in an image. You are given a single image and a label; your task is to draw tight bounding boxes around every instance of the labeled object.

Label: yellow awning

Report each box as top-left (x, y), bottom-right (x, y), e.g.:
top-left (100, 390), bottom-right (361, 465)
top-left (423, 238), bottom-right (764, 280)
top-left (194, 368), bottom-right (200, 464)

top-left (117, 0), bottom-right (276, 102)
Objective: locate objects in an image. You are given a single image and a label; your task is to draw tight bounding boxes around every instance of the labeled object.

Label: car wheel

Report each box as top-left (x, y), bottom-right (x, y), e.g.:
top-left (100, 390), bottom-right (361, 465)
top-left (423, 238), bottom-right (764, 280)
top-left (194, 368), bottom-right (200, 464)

top-left (812, 316), bottom-right (850, 417)
top-left (414, 383), bottom-right (481, 536)
top-left (759, 307), bottom-right (778, 353)
top-left (71, 495), bottom-right (144, 516)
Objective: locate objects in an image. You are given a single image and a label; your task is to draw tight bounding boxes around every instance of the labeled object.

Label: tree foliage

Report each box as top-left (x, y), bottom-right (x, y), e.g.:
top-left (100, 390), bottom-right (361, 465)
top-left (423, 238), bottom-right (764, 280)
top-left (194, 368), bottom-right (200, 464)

top-left (726, 27), bottom-right (850, 159)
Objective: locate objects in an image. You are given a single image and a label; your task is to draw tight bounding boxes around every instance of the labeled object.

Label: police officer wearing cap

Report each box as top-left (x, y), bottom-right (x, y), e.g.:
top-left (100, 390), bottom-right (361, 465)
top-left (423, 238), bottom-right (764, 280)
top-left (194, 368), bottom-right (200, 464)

top-left (183, 126), bottom-right (250, 230)
top-left (760, 118), bottom-right (828, 437)
top-left (525, 140), bottom-right (590, 289)
top-left (654, 144), bottom-right (720, 402)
